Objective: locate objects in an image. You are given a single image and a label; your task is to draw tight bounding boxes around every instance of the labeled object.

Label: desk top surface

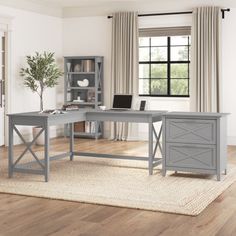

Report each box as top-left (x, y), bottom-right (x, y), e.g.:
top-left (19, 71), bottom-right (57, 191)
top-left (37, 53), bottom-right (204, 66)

top-left (86, 109), bottom-right (167, 116)
top-left (8, 109), bottom-right (167, 118)
top-left (7, 110), bottom-right (85, 118)
top-left (163, 111), bottom-right (229, 118)
top-left (8, 110), bottom-right (229, 119)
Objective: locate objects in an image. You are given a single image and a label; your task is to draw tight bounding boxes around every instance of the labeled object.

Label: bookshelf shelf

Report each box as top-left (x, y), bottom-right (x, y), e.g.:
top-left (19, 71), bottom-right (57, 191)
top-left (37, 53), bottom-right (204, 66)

top-left (68, 102), bottom-right (102, 106)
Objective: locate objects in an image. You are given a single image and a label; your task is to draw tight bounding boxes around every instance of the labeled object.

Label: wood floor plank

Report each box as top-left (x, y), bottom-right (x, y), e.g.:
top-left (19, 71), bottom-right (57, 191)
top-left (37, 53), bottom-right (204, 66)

top-left (0, 138), bottom-right (236, 236)
top-left (216, 208), bottom-right (236, 236)
top-left (82, 206), bottom-right (123, 223)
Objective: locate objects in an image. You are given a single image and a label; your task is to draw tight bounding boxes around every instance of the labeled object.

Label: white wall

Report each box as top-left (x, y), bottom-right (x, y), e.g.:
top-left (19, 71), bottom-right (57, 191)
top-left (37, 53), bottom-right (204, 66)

top-left (0, 5), bottom-right (63, 143)
top-left (63, 16), bottom-right (112, 107)
top-left (222, 8), bottom-right (236, 145)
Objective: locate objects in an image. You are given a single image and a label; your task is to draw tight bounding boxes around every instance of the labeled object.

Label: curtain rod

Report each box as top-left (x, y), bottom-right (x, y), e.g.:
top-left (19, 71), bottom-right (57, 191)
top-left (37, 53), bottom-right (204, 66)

top-left (107, 8), bottom-right (230, 19)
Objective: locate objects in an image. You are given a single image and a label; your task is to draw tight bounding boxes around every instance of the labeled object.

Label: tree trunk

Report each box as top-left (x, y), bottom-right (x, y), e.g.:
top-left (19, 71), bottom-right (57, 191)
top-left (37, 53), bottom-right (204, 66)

top-left (40, 95), bottom-right (43, 112)
top-left (40, 84), bottom-right (44, 112)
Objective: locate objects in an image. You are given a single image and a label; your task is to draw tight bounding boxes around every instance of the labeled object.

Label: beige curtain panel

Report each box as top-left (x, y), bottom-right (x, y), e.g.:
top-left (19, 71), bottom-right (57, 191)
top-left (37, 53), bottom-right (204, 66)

top-left (190, 6), bottom-right (222, 112)
top-left (110, 12), bottom-right (138, 140)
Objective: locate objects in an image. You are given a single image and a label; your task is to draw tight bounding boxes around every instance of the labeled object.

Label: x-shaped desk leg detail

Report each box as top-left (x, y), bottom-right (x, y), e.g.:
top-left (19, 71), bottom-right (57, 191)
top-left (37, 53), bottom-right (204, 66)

top-left (9, 125), bottom-right (48, 180)
top-left (8, 119), bottom-right (75, 182)
top-left (149, 122), bottom-right (162, 175)
top-left (13, 126), bottom-right (45, 170)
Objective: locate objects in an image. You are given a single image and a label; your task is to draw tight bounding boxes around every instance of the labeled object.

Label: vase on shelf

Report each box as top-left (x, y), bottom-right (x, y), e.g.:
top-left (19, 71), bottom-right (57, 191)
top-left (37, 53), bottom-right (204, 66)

top-left (66, 62), bottom-right (71, 72)
top-left (74, 64), bottom-right (82, 72)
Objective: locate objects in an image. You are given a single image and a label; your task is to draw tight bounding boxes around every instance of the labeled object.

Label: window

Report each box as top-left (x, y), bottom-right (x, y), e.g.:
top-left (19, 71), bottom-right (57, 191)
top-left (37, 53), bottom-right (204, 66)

top-left (139, 27), bottom-right (191, 97)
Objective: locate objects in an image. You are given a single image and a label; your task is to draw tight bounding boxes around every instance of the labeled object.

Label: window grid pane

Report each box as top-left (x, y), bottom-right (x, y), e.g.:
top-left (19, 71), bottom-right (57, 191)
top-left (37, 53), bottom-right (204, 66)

top-left (139, 37), bottom-right (150, 46)
top-left (171, 36), bottom-right (189, 46)
top-left (151, 64), bottom-right (167, 78)
top-left (151, 47), bottom-right (167, 61)
top-left (171, 46), bottom-right (188, 61)
top-left (170, 79), bottom-right (189, 95)
top-left (139, 47), bottom-right (150, 61)
top-left (139, 64), bottom-right (149, 78)
top-left (139, 35), bottom-right (190, 97)
top-left (151, 37), bottom-right (167, 46)
top-left (170, 63), bottom-right (189, 78)
top-left (151, 79), bottom-right (168, 95)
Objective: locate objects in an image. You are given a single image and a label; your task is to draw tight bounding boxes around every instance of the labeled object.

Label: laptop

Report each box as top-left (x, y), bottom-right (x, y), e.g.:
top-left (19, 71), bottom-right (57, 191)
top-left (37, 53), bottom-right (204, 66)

top-left (110, 94), bottom-right (133, 111)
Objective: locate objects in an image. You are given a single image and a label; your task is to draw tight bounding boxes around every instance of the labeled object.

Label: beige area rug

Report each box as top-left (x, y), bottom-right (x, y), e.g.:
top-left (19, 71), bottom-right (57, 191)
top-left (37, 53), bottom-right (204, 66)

top-left (1, 153), bottom-right (236, 216)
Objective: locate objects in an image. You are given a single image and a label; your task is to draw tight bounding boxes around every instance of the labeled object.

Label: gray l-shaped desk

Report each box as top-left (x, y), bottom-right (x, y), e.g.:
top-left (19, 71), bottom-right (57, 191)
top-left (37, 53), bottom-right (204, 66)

top-left (8, 110), bottom-right (165, 182)
top-left (8, 110), bottom-right (228, 182)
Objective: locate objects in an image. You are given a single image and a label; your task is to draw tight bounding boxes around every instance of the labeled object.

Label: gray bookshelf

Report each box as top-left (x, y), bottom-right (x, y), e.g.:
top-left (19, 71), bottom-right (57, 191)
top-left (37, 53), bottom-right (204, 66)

top-left (64, 56), bottom-right (104, 138)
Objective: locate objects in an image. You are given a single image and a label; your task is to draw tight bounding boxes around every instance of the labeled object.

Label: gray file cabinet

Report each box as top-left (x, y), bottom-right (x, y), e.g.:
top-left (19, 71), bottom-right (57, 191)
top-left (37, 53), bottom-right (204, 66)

top-left (162, 112), bottom-right (229, 181)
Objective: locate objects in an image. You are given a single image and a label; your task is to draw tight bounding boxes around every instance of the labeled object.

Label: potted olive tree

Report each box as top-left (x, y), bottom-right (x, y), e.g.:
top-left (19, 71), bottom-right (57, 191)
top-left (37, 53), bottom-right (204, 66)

top-left (20, 52), bottom-right (63, 144)
top-left (20, 52), bottom-right (63, 112)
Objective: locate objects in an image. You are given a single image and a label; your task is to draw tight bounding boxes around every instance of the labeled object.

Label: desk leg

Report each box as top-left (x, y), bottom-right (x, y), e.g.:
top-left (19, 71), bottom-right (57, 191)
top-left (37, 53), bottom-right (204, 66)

top-left (69, 123), bottom-right (74, 161)
top-left (95, 121), bottom-right (98, 140)
top-left (114, 122), bottom-right (117, 140)
top-left (44, 124), bottom-right (50, 182)
top-left (149, 121), bottom-right (153, 175)
top-left (8, 118), bottom-right (14, 178)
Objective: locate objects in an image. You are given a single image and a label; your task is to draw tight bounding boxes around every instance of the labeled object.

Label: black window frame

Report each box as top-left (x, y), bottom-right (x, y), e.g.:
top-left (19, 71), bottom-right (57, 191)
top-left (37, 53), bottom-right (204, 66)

top-left (139, 35), bottom-right (190, 97)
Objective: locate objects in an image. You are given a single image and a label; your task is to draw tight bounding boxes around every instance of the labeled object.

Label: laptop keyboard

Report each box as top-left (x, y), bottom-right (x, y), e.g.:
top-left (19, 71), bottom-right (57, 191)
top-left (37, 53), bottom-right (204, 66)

top-left (109, 109), bottom-right (130, 111)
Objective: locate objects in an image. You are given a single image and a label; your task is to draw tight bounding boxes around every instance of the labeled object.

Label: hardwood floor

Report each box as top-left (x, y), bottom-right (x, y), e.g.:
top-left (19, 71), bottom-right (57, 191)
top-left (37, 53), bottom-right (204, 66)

top-left (0, 138), bottom-right (236, 236)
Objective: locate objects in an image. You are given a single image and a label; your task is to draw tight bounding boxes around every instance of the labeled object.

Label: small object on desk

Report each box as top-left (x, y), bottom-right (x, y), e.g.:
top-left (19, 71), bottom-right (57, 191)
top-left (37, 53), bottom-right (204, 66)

top-left (99, 105), bottom-right (106, 110)
top-left (140, 100), bottom-right (146, 111)
top-left (40, 109), bottom-right (67, 115)
top-left (62, 104), bottom-right (80, 111)
top-left (39, 109), bottom-right (54, 114)
top-left (51, 110), bottom-right (67, 115)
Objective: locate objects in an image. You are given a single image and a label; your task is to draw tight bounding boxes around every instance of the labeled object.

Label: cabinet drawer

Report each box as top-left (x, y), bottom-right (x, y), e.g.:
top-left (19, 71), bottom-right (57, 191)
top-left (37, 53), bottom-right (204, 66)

top-left (165, 143), bottom-right (216, 170)
top-left (166, 119), bottom-right (216, 144)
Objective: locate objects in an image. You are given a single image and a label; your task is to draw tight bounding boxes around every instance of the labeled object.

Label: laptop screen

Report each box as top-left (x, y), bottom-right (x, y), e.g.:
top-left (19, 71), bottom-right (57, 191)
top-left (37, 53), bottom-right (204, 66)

top-left (112, 95), bottom-right (133, 109)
